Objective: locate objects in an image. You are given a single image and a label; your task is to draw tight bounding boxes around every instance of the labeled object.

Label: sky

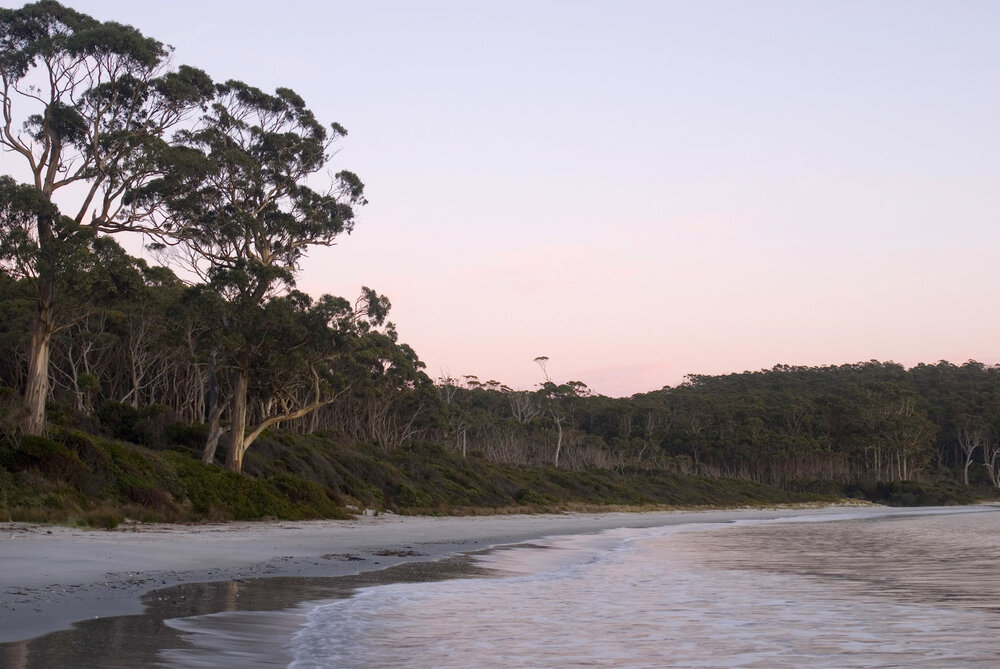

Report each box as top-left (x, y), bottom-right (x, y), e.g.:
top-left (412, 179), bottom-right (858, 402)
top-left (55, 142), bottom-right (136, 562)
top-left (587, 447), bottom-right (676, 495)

top-left (5, 0), bottom-right (1000, 397)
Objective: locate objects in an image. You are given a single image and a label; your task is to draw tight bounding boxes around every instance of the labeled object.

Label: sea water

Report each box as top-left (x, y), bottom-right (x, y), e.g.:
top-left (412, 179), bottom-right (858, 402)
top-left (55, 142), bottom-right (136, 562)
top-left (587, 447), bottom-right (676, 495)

top-left (279, 507), bottom-right (1000, 668)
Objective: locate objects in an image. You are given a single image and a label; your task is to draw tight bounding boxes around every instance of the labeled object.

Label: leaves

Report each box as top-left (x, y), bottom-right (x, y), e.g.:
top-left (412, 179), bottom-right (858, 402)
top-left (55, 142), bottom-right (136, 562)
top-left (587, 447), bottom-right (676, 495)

top-left (146, 81), bottom-right (364, 303)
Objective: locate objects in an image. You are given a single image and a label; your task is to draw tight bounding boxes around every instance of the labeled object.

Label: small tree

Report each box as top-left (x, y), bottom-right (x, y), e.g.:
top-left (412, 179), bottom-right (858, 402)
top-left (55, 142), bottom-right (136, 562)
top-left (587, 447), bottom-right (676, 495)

top-left (533, 356), bottom-right (589, 468)
top-left (435, 373), bottom-right (472, 457)
top-left (956, 414), bottom-right (984, 485)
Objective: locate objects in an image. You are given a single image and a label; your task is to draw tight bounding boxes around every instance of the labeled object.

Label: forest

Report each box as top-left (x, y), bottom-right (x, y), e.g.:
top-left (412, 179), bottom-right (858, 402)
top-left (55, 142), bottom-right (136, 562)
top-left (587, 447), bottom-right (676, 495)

top-left (0, 2), bottom-right (997, 524)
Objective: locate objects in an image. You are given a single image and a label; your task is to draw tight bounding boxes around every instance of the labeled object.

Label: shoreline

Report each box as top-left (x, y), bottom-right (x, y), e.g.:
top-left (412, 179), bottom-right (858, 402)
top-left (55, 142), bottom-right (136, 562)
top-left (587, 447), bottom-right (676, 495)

top-left (0, 503), bottom-right (983, 646)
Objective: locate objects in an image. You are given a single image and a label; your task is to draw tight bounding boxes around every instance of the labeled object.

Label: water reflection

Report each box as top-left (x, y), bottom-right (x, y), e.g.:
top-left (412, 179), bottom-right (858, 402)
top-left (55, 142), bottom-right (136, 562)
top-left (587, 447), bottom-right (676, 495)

top-left (674, 511), bottom-right (1000, 611)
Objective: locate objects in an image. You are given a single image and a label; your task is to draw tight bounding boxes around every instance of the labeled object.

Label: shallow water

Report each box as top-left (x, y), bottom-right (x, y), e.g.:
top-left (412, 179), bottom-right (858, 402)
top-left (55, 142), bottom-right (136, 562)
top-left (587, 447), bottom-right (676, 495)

top-left (285, 508), bottom-right (1000, 668)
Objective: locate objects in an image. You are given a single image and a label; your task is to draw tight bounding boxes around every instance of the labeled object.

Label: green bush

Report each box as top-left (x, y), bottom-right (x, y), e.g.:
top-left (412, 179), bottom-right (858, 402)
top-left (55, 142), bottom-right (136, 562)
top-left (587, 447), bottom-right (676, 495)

top-left (95, 401), bottom-right (175, 448)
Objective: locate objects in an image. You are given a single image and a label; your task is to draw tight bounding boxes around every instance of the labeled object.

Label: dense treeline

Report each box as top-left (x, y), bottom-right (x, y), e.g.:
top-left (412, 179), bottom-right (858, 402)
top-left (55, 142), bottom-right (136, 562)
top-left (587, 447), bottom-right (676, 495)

top-left (0, 248), bottom-right (435, 460)
top-left (0, 2), bottom-right (997, 522)
top-left (429, 361), bottom-right (1000, 491)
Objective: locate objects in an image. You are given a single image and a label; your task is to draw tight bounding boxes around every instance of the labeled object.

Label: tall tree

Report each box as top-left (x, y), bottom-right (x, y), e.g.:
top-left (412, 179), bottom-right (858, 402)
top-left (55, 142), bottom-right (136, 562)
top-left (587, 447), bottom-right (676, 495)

top-left (0, 0), bottom-right (212, 433)
top-left (145, 80), bottom-right (366, 472)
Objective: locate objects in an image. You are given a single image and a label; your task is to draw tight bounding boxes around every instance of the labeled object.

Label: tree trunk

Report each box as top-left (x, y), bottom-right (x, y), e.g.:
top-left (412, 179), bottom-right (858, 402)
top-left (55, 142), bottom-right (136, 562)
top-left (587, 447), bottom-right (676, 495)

top-left (225, 367), bottom-right (249, 473)
top-left (202, 397), bottom-right (228, 465)
top-left (224, 363), bottom-right (337, 473)
top-left (984, 442), bottom-right (1000, 488)
top-left (23, 279), bottom-right (54, 435)
top-left (553, 416), bottom-right (563, 468)
top-left (201, 350), bottom-right (225, 464)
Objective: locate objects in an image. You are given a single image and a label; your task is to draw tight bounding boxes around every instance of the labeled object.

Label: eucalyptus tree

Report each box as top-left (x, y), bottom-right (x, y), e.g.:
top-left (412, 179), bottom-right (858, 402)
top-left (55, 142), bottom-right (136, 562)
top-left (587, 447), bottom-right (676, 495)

top-left (217, 292), bottom-right (338, 469)
top-left (144, 80), bottom-right (366, 471)
top-left (856, 381), bottom-right (937, 481)
top-left (507, 386), bottom-right (540, 424)
top-left (309, 291), bottom-right (436, 451)
top-left (45, 237), bottom-right (166, 410)
top-left (533, 356), bottom-right (591, 468)
top-left (0, 174), bottom-right (67, 412)
top-left (956, 414), bottom-right (985, 485)
top-left (0, 0), bottom-right (213, 433)
top-left (435, 373), bottom-right (471, 456)
top-left (345, 330), bottom-right (434, 451)
top-left (984, 438), bottom-right (1000, 488)
top-left (1, 174), bottom-right (174, 413)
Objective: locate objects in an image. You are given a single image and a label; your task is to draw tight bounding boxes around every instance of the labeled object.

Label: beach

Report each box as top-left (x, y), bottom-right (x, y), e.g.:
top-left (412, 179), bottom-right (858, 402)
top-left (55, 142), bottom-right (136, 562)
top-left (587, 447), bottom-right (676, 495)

top-left (5, 504), bottom-right (998, 668)
top-left (0, 505), bottom-right (879, 645)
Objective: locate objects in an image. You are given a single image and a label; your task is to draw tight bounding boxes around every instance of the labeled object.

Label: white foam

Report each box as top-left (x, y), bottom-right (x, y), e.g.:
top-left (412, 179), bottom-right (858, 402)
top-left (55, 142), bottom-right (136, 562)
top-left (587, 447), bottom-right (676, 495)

top-left (160, 606), bottom-right (312, 668)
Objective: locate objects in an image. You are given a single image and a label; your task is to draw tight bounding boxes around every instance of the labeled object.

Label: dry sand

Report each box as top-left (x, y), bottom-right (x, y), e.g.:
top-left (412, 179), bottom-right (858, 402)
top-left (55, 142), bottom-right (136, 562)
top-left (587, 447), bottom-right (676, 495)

top-left (0, 505), bottom-right (874, 646)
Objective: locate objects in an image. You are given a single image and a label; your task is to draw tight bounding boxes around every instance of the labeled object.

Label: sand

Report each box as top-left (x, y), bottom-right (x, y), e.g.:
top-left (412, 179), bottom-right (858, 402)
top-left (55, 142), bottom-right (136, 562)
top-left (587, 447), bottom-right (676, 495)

top-left (0, 505), bottom-right (875, 647)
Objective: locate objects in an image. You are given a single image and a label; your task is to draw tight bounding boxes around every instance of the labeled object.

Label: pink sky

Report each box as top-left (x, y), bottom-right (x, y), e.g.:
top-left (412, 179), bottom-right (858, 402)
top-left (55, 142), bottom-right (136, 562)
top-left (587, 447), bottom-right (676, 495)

top-left (6, 1), bottom-right (1000, 396)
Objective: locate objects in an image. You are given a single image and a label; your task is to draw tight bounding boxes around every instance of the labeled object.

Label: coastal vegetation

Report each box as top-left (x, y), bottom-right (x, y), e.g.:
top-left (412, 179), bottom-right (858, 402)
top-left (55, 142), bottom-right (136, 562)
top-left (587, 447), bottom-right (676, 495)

top-left (0, 2), bottom-right (998, 524)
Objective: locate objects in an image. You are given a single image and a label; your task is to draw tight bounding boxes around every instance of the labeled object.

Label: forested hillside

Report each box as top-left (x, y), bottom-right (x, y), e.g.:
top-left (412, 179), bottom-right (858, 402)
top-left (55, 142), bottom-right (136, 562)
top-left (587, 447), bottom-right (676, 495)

top-left (0, 2), bottom-right (997, 523)
top-left (433, 360), bottom-right (1000, 490)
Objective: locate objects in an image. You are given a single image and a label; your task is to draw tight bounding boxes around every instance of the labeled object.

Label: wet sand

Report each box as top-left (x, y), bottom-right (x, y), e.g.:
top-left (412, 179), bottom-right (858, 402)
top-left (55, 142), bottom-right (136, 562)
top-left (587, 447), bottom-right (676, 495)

top-left (0, 505), bottom-right (882, 665)
top-left (1, 554), bottom-right (496, 668)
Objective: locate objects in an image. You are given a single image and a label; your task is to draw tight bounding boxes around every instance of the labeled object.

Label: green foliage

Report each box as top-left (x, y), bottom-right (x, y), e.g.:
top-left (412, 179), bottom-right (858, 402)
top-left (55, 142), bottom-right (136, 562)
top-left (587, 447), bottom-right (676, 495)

top-left (843, 480), bottom-right (994, 507)
top-left (95, 401), bottom-right (175, 449)
top-left (168, 456), bottom-right (347, 521)
top-left (3, 405), bottom-right (996, 528)
top-left (143, 78), bottom-right (366, 305)
top-left (0, 434), bottom-right (78, 475)
top-left (0, 428), bottom-right (352, 523)
top-left (238, 435), bottom-right (820, 513)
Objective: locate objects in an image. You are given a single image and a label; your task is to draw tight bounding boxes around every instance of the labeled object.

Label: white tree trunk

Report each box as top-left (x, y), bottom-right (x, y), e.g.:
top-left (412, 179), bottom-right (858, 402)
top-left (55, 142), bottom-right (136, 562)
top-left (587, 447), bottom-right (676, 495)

top-left (23, 282), bottom-right (54, 435)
